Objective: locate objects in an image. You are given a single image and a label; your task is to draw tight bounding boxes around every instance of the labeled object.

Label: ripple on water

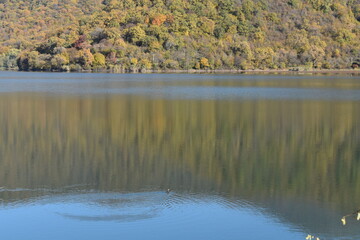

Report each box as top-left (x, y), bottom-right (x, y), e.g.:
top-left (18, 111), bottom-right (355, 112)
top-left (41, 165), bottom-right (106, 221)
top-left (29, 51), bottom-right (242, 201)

top-left (0, 189), bottom-right (246, 225)
top-left (0, 189), bottom-right (318, 240)
top-left (46, 191), bottom-right (195, 226)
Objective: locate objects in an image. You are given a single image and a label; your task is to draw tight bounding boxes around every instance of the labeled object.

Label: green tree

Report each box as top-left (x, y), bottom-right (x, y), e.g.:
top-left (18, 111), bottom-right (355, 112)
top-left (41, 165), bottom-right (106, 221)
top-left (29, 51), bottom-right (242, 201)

top-left (124, 26), bottom-right (146, 46)
top-left (93, 52), bottom-right (106, 67)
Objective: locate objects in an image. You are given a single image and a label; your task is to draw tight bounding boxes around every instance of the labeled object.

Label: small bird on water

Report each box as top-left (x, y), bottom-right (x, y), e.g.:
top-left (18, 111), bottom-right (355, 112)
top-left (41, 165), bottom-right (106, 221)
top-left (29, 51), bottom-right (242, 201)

top-left (166, 188), bottom-right (172, 194)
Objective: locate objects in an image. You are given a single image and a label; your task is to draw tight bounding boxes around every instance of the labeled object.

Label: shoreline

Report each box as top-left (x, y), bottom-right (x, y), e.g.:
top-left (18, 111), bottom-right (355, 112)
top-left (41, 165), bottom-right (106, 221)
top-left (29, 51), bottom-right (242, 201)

top-left (143, 69), bottom-right (360, 74)
top-left (1, 68), bottom-right (360, 74)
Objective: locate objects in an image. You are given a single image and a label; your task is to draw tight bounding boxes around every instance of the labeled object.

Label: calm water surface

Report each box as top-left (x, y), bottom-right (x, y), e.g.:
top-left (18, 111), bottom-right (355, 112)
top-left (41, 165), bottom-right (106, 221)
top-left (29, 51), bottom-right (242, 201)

top-left (0, 71), bottom-right (360, 240)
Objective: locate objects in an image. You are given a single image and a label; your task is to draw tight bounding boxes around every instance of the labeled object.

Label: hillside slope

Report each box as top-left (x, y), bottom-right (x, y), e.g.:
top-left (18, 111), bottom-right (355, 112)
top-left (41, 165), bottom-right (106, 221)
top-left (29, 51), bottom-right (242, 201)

top-left (0, 0), bottom-right (359, 71)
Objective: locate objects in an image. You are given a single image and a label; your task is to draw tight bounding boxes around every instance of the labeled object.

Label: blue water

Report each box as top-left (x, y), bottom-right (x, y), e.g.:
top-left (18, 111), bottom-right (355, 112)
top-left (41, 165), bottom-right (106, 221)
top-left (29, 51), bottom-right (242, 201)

top-left (1, 72), bottom-right (360, 100)
top-left (0, 71), bottom-right (360, 240)
top-left (0, 191), bottom-right (304, 240)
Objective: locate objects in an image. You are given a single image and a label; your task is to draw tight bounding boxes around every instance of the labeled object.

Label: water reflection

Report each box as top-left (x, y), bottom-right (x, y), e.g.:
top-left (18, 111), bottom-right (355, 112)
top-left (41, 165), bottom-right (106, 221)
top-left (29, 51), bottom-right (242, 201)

top-left (0, 73), bottom-right (360, 239)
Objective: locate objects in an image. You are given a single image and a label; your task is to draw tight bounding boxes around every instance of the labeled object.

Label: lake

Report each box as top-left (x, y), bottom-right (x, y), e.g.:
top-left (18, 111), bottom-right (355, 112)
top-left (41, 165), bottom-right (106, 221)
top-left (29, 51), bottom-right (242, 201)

top-left (0, 71), bottom-right (359, 240)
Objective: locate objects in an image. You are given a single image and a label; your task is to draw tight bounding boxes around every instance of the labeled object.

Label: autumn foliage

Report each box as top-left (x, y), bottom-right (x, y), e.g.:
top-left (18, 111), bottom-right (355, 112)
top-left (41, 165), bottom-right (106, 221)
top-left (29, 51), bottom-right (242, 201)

top-left (0, 0), bottom-right (359, 72)
top-left (151, 14), bottom-right (167, 26)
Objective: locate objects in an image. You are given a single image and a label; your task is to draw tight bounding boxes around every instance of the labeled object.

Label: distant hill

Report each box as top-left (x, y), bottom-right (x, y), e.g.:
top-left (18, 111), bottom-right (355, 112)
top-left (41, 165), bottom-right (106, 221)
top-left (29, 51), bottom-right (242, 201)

top-left (0, 0), bottom-right (359, 71)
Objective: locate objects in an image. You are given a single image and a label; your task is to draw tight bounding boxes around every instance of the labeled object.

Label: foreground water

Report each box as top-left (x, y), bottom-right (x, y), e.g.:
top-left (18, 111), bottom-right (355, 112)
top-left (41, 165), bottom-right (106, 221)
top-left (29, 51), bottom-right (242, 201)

top-left (0, 72), bottom-right (360, 240)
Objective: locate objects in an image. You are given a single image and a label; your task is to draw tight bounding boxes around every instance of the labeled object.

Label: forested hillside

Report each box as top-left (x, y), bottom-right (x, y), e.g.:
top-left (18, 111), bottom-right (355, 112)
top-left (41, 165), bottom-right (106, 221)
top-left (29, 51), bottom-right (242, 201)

top-left (0, 0), bottom-right (359, 71)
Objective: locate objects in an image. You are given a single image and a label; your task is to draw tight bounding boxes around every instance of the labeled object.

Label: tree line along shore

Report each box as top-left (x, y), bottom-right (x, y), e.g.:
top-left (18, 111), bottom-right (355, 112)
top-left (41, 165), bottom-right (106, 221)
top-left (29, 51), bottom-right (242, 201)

top-left (0, 0), bottom-right (359, 72)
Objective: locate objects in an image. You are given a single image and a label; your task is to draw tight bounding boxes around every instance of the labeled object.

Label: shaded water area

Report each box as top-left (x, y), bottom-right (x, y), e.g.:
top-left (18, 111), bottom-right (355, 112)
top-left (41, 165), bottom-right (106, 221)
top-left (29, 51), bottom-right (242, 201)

top-left (0, 72), bottom-right (360, 239)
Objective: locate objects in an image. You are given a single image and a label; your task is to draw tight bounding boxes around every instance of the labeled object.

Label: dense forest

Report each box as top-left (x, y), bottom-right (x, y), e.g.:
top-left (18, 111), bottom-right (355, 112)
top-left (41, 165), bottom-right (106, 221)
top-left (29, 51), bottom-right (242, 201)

top-left (0, 0), bottom-right (360, 71)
